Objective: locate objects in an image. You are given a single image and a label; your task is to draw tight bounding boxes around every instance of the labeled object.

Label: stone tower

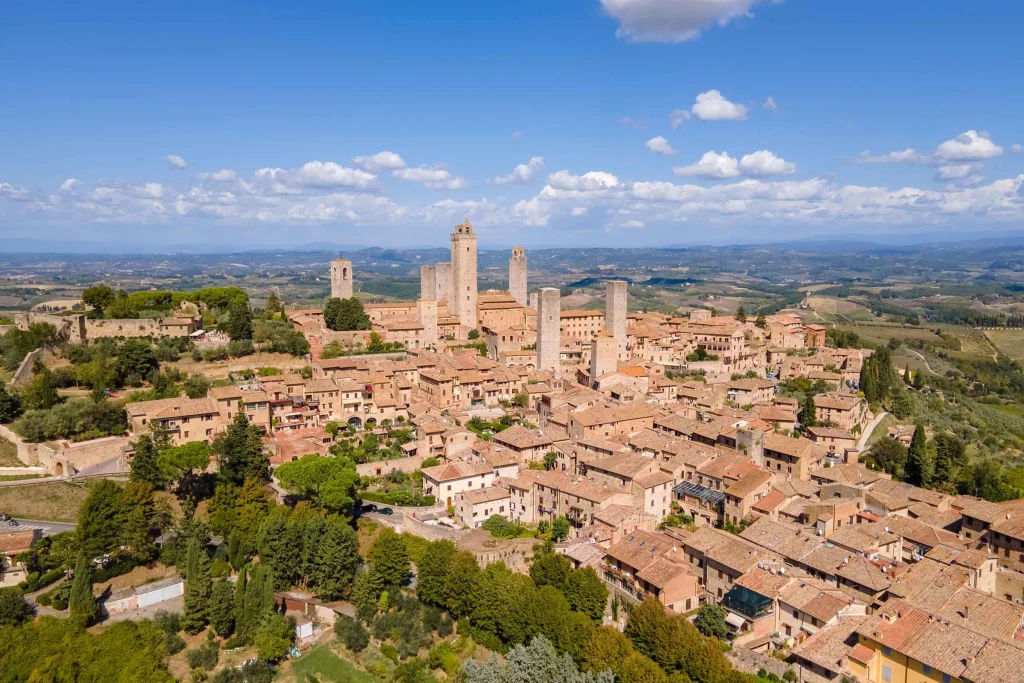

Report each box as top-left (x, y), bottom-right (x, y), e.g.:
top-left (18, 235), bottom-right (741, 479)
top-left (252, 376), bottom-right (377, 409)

top-left (536, 287), bottom-right (561, 376)
top-left (589, 332), bottom-right (618, 387)
top-left (605, 280), bottom-right (628, 359)
top-left (450, 219), bottom-right (478, 329)
top-left (330, 258), bottom-right (353, 299)
top-left (435, 262), bottom-right (453, 304)
top-left (420, 265), bottom-right (437, 301)
top-left (417, 298), bottom-right (438, 349)
top-left (509, 246), bottom-right (527, 306)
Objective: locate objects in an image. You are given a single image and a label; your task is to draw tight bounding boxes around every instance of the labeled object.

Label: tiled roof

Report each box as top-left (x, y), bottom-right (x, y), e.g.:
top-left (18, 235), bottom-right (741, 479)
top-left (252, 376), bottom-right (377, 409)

top-left (792, 616), bottom-right (869, 675)
top-left (421, 461), bottom-right (493, 482)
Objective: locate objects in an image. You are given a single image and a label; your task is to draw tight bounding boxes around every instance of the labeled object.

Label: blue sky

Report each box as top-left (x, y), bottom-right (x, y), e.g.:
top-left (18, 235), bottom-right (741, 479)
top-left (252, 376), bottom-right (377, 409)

top-left (2, 0), bottom-right (1023, 249)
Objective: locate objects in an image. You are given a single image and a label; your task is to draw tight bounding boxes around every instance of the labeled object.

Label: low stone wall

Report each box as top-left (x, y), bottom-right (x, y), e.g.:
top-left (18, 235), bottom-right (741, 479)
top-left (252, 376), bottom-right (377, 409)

top-left (0, 466), bottom-right (46, 476)
top-left (84, 318), bottom-right (162, 339)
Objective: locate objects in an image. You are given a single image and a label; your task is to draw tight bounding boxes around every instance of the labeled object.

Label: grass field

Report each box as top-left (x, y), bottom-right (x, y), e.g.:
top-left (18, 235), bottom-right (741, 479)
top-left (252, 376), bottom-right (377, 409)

top-left (0, 435), bottom-right (24, 467)
top-left (0, 480), bottom-right (93, 522)
top-left (984, 329), bottom-right (1024, 362)
top-left (867, 414), bottom-right (897, 446)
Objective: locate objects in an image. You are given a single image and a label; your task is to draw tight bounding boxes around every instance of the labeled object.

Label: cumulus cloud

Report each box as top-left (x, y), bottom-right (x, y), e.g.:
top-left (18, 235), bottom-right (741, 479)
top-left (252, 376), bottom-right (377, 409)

top-left (860, 131), bottom-right (1004, 169)
top-left (60, 178), bottom-right (79, 192)
top-left (738, 150), bottom-right (796, 176)
top-left (934, 130), bottom-right (1003, 162)
top-left (936, 164), bottom-right (982, 181)
top-left (547, 170), bottom-right (622, 191)
top-left (0, 183), bottom-right (34, 202)
top-left (165, 155), bottom-right (188, 169)
top-left (645, 137), bottom-right (677, 156)
top-left (680, 90), bottom-right (749, 122)
top-left (1013, 143), bottom-right (1024, 154)
top-left (255, 161), bottom-right (377, 192)
top-left (763, 96), bottom-right (779, 113)
top-left (600, 0), bottom-right (772, 43)
top-left (571, 207), bottom-right (589, 216)
top-left (352, 151), bottom-right (407, 172)
top-left (673, 151), bottom-right (739, 179)
top-left (491, 156), bottom-right (545, 185)
top-left (393, 165), bottom-right (467, 190)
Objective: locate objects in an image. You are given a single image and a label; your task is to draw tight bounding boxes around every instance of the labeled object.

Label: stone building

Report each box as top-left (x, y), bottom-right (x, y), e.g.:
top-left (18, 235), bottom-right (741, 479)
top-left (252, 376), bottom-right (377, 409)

top-left (450, 219), bottom-right (478, 329)
top-left (509, 246), bottom-right (527, 306)
top-left (330, 258), bottom-right (353, 299)
top-left (606, 280), bottom-right (628, 358)
top-left (537, 287), bottom-right (561, 376)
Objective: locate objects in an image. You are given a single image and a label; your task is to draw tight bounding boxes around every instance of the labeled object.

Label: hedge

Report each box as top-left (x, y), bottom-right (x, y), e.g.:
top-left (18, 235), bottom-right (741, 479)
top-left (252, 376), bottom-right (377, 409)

top-left (18, 568), bottom-right (64, 593)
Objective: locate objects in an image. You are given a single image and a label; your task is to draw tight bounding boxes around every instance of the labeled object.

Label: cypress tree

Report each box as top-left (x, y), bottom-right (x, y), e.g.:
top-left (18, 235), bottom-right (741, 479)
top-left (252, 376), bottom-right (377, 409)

top-left (312, 516), bottom-right (361, 600)
top-left (210, 579), bottom-right (236, 637)
top-left (905, 423), bottom-right (934, 487)
top-left (130, 434), bottom-right (164, 488)
top-left (68, 554), bottom-right (98, 626)
top-left (182, 537), bottom-right (212, 634)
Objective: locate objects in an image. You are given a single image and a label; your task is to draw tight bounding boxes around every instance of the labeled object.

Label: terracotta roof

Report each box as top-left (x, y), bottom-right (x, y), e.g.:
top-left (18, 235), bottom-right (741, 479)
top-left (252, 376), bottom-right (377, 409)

top-left (462, 486), bottom-right (511, 505)
top-left (421, 461), bottom-right (493, 482)
top-left (572, 404), bottom-right (653, 427)
top-left (792, 615), bottom-right (870, 675)
top-left (0, 529), bottom-right (38, 555)
top-left (587, 452), bottom-right (658, 479)
top-left (636, 556), bottom-right (693, 588)
top-left (492, 425), bottom-right (560, 450)
top-left (751, 489), bottom-right (788, 513)
top-left (962, 637), bottom-right (1024, 683)
top-left (723, 468), bottom-right (772, 499)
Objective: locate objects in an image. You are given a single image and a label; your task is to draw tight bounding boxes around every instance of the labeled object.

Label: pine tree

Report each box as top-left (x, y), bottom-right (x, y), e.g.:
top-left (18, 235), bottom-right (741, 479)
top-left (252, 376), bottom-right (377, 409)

top-left (68, 554), bottom-right (98, 626)
top-left (209, 579), bottom-right (236, 637)
top-left (214, 412), bottom-right (270, 485)
top-left (129, 434), bottom-right (164, 488)
top-left (736, 306), bottom-right (747, 323)
top-left (182, 537), bottom-right (212, 634)
top-left (754, 313), bottom-right (767, 330)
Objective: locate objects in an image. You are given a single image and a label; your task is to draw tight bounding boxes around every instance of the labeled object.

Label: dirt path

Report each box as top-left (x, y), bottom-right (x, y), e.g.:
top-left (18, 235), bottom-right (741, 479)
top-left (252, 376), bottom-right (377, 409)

top-left (905, 349), bottom-right (939, 375)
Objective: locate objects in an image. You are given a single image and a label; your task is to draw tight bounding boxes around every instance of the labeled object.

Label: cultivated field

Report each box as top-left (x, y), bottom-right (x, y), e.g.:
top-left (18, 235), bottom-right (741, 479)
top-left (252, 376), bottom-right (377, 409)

top-left (984, 329), bottom-right (1024, 362)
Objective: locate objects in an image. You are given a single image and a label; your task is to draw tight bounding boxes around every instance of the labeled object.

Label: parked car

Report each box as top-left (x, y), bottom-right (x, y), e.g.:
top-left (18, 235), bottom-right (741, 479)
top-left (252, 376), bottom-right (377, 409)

top-left (363, 503), bottom-right (378, 513)
top-left (377, 507), bottom-right (394, 515)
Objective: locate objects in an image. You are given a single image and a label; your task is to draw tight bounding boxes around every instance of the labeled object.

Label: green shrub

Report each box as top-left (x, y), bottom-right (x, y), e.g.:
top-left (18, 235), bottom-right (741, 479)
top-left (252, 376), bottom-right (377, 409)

top-left (210, 560), bottom-right (231, 578)
top-left (186, 641), bottom-right (219, 670)
top-left (380, 643), bottom-right (399, 663)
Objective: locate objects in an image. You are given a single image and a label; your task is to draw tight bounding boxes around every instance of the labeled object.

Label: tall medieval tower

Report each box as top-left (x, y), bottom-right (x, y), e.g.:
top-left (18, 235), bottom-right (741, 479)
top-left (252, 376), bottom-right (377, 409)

top-left (537, 287), bottom-right (561, 376)
top-left (509, 246), bottom-right (527, 306)
top-left (450, 219), bottom-right (478, 329)
top-left (330, 258), bottom-right (353, 299)
top-left (606, 280), bottom-right (627, 359)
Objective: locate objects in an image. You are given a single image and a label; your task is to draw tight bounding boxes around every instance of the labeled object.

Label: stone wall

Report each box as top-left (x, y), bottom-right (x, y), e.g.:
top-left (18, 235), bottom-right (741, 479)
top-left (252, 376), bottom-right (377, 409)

top-left (401, 513), bottom-right (465, 542)
top-left (9, 348), bottom-right (43, 387)
top-left (356, 454), bottom-right (427, 478)
top-left (84, 318), bottom-right (162, 339)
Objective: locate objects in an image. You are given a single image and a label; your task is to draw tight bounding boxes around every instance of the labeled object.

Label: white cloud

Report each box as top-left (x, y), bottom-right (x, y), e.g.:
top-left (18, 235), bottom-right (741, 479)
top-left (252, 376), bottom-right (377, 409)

top-left (491, 156), bottom-right (545, 185)
top-left (669, 109), bottom-right (691, 129)
top-left (618, 115), bottom-right (647, 130)
top-left (599, 0), bottom-right (771, 43)
top-left (165, 155), bottom-right (188, 169)
top-left (513, 197), bottom-right (551, 227)
top-left (1012, 143), bottom-right (1024, 154)
top-left (857, 149), bottom-right (928, 164)
top-left (763, 96), bottom-right (779, 113)
top-left (60, 178), bottom-right (79, 192)
top-left (689, 90), bottom-right (749, 121)
top-left (738, 150), bottom-right (796, 176)
top-left (673, 151), bottom-right (739, 179)
top-left (547, 170), bottom-right (622, 191)
top-left (936, 163), bottom-right (982, 181)
top-left (0, 183), bottom-right (34, 202)
top-left (934, 130), bottom-right (1003, 162)
top-left (255, 161), bottom-right (377, 192)
top-left (197, 169), bottom-right (239, 182)
top-left (620, 219), bottom-right (645, 229)
top-left (512, 130), bottom-right (523, 139)
top-left (393, 165), bottom-right (467, 190)
top-left (571, 207), bottom-right (589, 216)
top-left (352, 151), bottom-right (407, 172)
top-left (645, 136), bottom-right (677, 156)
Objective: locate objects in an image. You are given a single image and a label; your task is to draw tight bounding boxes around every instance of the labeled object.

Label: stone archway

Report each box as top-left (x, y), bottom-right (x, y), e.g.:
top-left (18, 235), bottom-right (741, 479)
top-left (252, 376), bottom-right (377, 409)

top-left (347, 416), bottom-right (362, 429)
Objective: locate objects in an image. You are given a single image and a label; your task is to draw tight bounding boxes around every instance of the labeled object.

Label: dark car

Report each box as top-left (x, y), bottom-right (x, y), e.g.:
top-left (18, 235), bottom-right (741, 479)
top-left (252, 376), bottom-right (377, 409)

top-left (377, 507), bottom-right (394, 515)
top-left (363, 503), bottom-right (378, 513)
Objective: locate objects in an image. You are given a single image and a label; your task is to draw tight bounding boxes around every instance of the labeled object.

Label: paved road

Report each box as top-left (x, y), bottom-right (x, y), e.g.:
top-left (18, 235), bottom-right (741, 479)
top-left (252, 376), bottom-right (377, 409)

top-left (6, 519), bottom-right (76, 536)
top-left (857, 411), bottom-right (890, 450)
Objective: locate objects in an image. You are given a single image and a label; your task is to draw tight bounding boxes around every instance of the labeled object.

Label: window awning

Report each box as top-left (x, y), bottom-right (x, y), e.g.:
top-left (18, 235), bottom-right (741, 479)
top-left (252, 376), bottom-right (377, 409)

top-left (725, 612), bottom-right (747, 629)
